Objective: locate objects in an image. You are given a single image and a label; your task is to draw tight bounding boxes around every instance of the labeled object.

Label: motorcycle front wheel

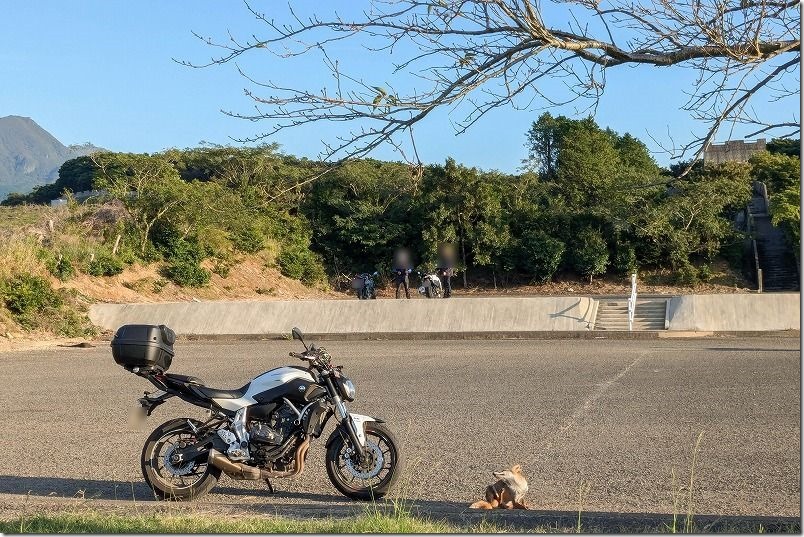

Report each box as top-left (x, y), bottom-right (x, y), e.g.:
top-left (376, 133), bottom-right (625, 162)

top-left (325, 422), bottom-right (401, 501)
top-left (141, 418), bottom-right (221, 501)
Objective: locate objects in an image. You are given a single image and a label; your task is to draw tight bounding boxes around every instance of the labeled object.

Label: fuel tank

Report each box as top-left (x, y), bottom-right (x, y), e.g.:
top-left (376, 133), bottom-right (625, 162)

top-left (211, 366), bottom-right (317, 412)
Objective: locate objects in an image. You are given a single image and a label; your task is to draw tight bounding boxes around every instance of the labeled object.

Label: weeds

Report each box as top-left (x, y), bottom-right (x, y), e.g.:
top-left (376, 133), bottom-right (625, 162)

top-left (576, 480), bottom-right (592, 533)
top-left (668, 430), bottom-right (706, 533)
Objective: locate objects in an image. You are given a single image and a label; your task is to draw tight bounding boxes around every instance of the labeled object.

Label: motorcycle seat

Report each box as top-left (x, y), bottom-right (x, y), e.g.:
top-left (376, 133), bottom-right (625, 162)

top-left (164, 373), bottom-right (249, 400)
top-left (192, 383), bottom-right (250, 400)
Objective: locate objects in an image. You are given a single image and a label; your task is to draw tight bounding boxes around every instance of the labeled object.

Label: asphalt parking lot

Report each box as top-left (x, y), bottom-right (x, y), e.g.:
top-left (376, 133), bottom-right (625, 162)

top-left (0, 336), bottom-right (799, 525)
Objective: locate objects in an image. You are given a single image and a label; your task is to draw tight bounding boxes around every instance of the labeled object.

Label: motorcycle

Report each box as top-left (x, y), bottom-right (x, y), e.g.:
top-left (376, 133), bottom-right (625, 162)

top-left (112, 324), bottom-right (401, 501)
top-left (351, 271), bottom-right (378, 300)
top-left (417, 270), bottom-right (443, 299)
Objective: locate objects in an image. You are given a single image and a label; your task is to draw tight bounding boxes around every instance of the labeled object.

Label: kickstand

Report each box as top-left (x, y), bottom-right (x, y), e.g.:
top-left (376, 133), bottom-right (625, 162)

top-left (265, 479), bottom-right (275, 494)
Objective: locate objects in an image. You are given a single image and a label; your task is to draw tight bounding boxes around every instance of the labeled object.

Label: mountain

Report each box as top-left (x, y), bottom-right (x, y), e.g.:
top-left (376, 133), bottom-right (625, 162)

top-left (0, 115), bottom-right (103, 200)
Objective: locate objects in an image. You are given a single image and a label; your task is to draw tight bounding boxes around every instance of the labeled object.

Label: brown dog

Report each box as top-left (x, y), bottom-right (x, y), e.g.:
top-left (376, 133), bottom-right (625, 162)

top-left (469, 464), bottom-right (529, 509)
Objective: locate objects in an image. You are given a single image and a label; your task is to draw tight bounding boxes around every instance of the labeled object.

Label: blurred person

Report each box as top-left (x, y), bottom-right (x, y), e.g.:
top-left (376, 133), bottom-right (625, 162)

top-left (436, 243), bottom-right (456, 298)
top-left (392, 248), bottom-right (413, 299)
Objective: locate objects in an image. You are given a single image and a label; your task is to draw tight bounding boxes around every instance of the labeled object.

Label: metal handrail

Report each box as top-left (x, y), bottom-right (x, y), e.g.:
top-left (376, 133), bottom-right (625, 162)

top-left (752, 239), bottom-right (763, 293)
top-left (627, 273), bottom-right (637, 331)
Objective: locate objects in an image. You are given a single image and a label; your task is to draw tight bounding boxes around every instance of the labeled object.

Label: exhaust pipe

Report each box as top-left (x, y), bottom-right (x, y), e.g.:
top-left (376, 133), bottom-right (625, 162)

top-left (208, 437), bottom-right (311, 480)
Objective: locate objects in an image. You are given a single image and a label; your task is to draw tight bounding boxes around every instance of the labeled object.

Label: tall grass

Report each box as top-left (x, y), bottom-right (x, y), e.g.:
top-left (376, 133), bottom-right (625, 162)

top-left (575, 480), bottom-right (592, 533)
top-left (668, 430), bottom-right (706, 533)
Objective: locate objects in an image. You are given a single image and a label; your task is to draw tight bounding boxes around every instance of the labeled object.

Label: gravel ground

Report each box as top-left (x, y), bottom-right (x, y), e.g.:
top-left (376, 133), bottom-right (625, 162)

top-left (0, 336), bottom-right (799, 526)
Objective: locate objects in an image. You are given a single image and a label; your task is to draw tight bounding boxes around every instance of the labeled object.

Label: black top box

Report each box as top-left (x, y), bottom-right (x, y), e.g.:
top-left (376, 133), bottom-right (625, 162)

top-left (112, 324), bottom-right (175, 372)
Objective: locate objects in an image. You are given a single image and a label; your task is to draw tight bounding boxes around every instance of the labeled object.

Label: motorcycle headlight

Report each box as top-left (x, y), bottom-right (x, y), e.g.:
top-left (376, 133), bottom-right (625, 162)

top-left (339, 377), bottom-right (356, 402)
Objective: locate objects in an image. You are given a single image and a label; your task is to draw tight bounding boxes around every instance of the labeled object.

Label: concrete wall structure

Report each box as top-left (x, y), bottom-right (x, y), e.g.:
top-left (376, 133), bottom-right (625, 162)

top-left (89, 293), bottom-right (800, 336)
top-left (666, 293), bottom-right (800, 331)
top-left (90, 296), bottom-right (598, 336)
top-left (703, 138), bottom-right (766, 164)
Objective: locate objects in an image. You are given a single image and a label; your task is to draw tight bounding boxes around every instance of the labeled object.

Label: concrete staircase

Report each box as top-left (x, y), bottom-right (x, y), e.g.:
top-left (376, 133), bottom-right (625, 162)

top-left (748, 188), bottom-right (799, 292)
top-left (594, 299), bottom-right (667, 330)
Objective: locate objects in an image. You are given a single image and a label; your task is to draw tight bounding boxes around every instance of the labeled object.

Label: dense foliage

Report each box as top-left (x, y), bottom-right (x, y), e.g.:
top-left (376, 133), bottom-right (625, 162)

top-left (2, 118), bottom-right (793, 288)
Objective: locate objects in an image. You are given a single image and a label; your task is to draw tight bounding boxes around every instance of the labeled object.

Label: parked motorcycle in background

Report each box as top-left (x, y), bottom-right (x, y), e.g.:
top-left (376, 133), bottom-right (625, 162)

top-left (417, 270), bottom-right (444, 299)
top-left (352, 272), bottom-right (378, 300)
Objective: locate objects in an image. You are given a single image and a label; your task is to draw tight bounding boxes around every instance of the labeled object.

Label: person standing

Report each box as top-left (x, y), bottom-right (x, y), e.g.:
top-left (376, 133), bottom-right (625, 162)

top-left (436, 243), bottom-right (456, 298)
top-left (392, 248), bottom-right (413, 299)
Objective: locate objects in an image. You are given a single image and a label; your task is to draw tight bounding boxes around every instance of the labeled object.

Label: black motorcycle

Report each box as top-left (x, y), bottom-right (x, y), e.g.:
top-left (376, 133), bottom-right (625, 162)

top-left (113, 324), bottom-right (401, 501)
top-left (351, 271), bottom-right (378, 300)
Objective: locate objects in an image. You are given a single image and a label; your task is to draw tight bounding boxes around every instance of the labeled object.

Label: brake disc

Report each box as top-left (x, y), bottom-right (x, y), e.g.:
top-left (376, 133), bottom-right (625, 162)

top-left (163, 444), bottom-right (195, 476)
top-left (344, 441), bottom-right (384, 479)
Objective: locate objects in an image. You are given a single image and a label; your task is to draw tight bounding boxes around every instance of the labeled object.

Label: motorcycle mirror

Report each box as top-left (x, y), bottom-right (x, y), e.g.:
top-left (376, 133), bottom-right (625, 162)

top-left (291, 327), bottom-right (308, 350)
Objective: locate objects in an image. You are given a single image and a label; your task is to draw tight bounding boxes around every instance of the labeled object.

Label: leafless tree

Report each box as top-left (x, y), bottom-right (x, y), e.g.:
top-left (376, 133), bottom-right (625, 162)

top-left (181, 0), bottom-right (800, 165)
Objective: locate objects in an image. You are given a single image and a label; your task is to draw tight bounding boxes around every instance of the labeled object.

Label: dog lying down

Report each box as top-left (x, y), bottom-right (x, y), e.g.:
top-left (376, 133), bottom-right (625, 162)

top-left (469, 464), bottom-right (529, 510)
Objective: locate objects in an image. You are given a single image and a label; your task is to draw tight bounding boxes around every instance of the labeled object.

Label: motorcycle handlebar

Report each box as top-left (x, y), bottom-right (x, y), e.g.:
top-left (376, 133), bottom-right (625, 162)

top-left (289, 351), bottom-right (307, 360)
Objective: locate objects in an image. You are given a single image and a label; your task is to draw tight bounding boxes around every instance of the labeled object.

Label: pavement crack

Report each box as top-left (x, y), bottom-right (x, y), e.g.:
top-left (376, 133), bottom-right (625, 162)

top-left (526, 352), bottom-right (644, 467)
top-left (558, 352), bottom-right (643, 433)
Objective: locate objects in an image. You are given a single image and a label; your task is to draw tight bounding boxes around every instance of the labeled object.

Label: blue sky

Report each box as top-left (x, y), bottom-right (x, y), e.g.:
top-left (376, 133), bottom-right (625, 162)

top-left (1, 1), bottom-right (796, 172)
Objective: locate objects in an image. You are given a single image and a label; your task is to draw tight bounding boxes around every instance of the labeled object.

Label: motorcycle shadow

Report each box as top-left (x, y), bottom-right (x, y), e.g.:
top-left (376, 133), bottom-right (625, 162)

top-left (0, 475), bottom-right (349, 505)
top-left (0, 475), bottom-right (155, 501)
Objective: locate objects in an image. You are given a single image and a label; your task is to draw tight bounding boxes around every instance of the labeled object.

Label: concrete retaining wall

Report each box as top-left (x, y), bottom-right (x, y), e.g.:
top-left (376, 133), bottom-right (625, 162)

top-left (89, 293), bottom-right (800, 336)
top-left (666, 293), bottom-right (800, 331)
top-left (90, 296), bottom-right (598, 336)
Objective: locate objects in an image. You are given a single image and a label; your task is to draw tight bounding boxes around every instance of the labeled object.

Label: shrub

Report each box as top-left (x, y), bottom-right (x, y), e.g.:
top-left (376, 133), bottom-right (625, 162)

top-left (231, 224), bottom-right (265, 254)
top-left (46, 255), bottom-right (75, 281)
top-left (612, 245), bottom-right (637, 274)
top-left (162, 259), bottom-right (210, 287)
top-left (698, 264), bottom-right (713, 282)
top-left (517, 230), bottom-right (565, 283)
top-left (277, 243), bottom-right (327, 285)
top-left (52, 308), bottom-right (98, 338)
top-left (571, 229), bottom-right (609, 282)
top-left (675, 263), bottom-right (699, 286)
top-left (87, 253), bottom-right (124, 277)
top-left (1, 274), bottom-right (62, 316)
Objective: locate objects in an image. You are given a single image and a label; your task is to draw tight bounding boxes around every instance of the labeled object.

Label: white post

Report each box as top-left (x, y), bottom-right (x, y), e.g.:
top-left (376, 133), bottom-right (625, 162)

top-left (628, 273), bottom-right (637, 331)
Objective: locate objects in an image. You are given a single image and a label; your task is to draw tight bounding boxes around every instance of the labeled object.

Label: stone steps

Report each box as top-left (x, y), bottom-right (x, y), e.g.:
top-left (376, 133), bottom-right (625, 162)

top-left (595, 299), bottom-right (667, 331)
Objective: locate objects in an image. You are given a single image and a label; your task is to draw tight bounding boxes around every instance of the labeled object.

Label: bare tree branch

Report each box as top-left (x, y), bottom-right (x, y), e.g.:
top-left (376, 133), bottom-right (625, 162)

top-left (179, 0), bottom-right (800, 164)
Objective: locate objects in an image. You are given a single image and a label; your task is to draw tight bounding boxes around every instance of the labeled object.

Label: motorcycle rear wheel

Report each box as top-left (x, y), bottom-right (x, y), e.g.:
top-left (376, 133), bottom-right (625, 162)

top-left (141, 418), bottom-right (221, 501)
top-left (325, 422), bottom-right (401, 501)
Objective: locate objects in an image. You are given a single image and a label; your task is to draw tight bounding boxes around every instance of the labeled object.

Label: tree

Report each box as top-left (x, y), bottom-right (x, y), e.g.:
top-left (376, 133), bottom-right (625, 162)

top-left (183, 1), bottom-right (799, 165)
top-left (770, 184), bottom-right (801, 249)
top-left (637, 161), bottom-right (752, 267)
top-left (766, 138), bottom-right (801, 157)
top-left (554, 121), bottom-right (621, 210)
top-left (303, 159), bottom-right (419, 273)
top-left (420, 159), bottom-right (511, 284)
top-left (749, 151), bottom-right (800, 194)
top-left (515, 230), bottom-right (565, 283)
top-left (91, 153), bottom-right (189, 255)
top-left (571, 228), bottom-right (609, 283)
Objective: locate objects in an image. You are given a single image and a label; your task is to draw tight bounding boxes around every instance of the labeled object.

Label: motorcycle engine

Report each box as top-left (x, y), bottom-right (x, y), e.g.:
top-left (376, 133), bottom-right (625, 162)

top-left (249, 404), bottom-right (298, 446)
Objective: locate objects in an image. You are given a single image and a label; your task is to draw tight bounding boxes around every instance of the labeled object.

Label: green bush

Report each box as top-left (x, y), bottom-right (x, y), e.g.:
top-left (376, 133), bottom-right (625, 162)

top-left (697, 264), bottom-right (713, 282)
top-left (46, 255), bottom-right (76, 281)
top-left (87, 253), bottom-right (124, 277)
top-left (162, 259), bottom-right (210, 287)
top-left (571, 229), bottom-right (609, 282)
top-left (52, 307), bottom-right (98, 338)
top-left (612, 245), bottom-right (637, 274)
top-left (1, 274), bottom-right (62, 316)
top-left (231, 224), bottom-right (265, 254)
top-left (277, 243), bottom-right (327, 285)
top-left (675, 263), bottom-right (699, 286)
top-left (517, 230), bottom-right (565, 283)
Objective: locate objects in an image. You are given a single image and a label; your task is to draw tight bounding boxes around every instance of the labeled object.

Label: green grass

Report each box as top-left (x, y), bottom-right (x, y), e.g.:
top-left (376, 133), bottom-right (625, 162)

top-left (1, 510), bottom-right (509, 534)
top-left (2, 508), bottom-right (797, 534)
